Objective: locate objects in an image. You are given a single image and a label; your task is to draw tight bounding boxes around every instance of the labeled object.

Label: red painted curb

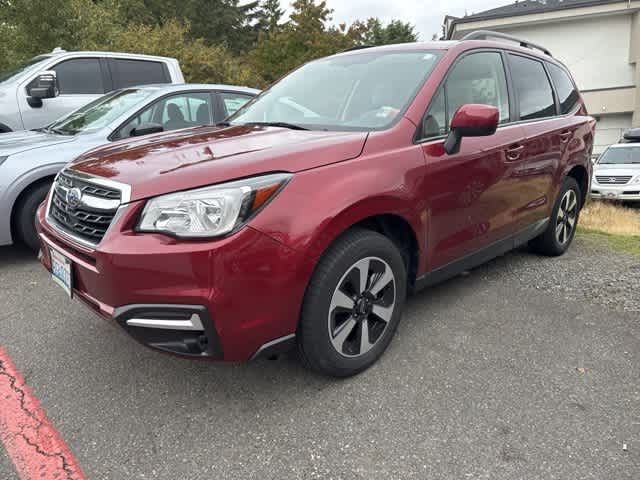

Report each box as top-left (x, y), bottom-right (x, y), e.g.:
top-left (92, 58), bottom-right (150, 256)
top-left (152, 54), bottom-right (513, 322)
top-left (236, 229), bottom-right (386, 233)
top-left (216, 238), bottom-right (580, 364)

top-left (0, 348), bottom-right (87, 480)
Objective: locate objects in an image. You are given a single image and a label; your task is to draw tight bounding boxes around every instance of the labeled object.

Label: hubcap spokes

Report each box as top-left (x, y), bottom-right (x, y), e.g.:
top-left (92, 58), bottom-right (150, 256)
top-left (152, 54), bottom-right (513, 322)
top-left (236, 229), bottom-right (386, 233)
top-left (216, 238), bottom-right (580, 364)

top-left (556, 190), bottom-right (578, 245)
top-left (328, 257), bottom-right (396, 358)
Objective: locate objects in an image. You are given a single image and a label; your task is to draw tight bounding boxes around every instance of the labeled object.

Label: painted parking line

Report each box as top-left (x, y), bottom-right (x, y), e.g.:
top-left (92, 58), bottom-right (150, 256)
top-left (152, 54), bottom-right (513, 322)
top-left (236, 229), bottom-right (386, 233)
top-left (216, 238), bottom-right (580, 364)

top-left (0, 348), bottom-right (86, 480)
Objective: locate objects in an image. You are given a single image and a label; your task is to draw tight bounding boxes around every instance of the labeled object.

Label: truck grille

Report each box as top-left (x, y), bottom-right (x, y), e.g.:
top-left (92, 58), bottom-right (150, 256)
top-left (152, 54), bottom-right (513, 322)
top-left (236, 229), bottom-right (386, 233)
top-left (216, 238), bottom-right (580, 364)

top-left (595, 175), bottom-right (632, 185)
top-left (48, 170), bottom-right (123, 246)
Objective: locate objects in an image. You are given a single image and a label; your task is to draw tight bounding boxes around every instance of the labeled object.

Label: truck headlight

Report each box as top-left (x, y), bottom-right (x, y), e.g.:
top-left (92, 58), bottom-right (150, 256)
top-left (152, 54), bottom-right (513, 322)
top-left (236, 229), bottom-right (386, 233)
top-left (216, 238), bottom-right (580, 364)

top-left (138, 173), bottom-right (292, 238)
top-left (632, 175), bottom-right (640, 184)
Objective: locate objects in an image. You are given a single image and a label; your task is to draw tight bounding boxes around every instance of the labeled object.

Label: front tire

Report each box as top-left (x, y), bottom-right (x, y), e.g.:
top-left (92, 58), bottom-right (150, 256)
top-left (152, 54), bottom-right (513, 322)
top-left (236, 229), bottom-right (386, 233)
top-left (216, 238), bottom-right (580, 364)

top-left (15, 182), bottom-right (51, 252)
top-left (297, 229), bottom-right (407, 377)
top-left (530, 177), bottom-right (581, 256)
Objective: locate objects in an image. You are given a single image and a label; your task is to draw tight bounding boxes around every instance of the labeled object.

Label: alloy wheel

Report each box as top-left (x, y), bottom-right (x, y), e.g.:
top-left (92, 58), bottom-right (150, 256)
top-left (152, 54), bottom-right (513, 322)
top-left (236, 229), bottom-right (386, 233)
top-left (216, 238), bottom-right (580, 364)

top-left (556, 189), bottom-right (578, 245)
top-left (328, 257), bottom-right (396, 358)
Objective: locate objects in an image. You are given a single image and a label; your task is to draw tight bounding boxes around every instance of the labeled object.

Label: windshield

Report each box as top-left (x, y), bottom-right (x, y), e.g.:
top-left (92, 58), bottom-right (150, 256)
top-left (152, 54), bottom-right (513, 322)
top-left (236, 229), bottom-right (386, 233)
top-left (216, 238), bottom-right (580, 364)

top-left (0, 56), bottom-right (49, 83)
top-left (47, 88), bottom-right (156, 135)
top-left (599, 146), bottom-right (640, 164)
top-left (229, 50), bottom-right (442, 131)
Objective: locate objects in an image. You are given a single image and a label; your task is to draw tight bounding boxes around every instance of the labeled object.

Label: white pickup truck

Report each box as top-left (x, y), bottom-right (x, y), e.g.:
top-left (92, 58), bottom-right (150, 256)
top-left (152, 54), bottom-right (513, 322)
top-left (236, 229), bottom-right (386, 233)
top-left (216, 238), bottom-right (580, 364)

top-left (0, 48), bottom-right (184, 133)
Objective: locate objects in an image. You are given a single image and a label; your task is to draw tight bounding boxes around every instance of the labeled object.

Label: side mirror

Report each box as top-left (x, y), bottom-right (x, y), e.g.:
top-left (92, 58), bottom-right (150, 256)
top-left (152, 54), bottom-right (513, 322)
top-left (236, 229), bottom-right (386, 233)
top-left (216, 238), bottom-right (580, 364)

top-left (130, 122), bottom-right (164, 137)
top-left (27, 71), bottom-right (58, 108)
top-left (29, 71), bottom-right (58, 100)
top-left (444, 104), bottom-right (499, 155)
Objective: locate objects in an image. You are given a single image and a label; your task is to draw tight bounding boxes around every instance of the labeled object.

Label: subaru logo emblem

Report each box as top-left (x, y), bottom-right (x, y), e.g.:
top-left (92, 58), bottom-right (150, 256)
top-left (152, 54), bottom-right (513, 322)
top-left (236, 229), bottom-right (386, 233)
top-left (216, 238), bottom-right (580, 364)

top-left (66, 187), bottom-right (82, 208)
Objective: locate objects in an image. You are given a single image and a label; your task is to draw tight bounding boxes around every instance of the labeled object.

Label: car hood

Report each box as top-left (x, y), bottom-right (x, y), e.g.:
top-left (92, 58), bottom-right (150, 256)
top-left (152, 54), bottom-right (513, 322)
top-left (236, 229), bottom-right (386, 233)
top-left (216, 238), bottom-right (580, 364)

top-left (70, 125), bottom-right (369, 201)
top-left (0, 129), bottom-right (77, 156)
top-left (594, 164), bottom-right (640, 177)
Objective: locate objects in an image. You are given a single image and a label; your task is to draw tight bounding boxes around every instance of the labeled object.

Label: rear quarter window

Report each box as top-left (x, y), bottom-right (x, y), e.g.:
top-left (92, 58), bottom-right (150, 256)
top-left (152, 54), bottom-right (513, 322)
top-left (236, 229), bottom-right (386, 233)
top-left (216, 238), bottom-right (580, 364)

top-left (547, 63), bottom-right (579, 115)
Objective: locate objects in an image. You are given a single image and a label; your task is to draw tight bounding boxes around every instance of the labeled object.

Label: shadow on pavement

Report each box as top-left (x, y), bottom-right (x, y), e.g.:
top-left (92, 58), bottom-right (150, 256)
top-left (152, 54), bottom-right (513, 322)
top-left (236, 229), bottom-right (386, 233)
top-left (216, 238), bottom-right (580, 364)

top-left (0, 245), bottom-right (37, 268)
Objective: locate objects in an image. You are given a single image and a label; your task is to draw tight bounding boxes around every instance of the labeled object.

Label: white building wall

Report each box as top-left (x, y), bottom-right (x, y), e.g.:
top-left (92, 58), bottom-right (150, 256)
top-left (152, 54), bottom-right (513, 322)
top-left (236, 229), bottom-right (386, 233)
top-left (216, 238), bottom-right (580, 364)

top-left (593, 113), bottom-right (632, 154)
top-left (498, 14), bottom-right (635, 91)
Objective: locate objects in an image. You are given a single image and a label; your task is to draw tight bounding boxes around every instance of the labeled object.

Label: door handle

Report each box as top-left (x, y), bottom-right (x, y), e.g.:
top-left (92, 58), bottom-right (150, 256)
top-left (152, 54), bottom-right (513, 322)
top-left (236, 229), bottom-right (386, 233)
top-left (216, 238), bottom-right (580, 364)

top-left (506, 145), bottom-right (525, 161)
top-left (559, 131), bottom-right (572, 143)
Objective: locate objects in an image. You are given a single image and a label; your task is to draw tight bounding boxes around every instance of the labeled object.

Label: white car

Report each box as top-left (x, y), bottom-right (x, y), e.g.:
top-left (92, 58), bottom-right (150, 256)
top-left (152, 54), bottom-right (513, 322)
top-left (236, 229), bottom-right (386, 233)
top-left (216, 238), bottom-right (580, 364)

top-left (591, 143), bottom-right (640, 202)
top-left (0, 49), bottom-right (184, 133)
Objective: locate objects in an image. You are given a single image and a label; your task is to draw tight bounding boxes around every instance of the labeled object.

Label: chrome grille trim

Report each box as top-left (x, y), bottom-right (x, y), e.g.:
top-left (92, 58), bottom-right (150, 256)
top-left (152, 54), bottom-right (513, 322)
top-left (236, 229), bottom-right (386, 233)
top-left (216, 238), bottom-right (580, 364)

top-left (45, 169), bottom-right (132, 248)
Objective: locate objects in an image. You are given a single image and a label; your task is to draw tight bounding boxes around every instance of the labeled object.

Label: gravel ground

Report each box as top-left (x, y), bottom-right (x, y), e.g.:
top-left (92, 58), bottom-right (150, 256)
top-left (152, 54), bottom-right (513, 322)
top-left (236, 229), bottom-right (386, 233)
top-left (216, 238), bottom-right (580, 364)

top-left (476, 235), bottom-right (640, 313)
top-left (0, 232), bottom-right (638, 479)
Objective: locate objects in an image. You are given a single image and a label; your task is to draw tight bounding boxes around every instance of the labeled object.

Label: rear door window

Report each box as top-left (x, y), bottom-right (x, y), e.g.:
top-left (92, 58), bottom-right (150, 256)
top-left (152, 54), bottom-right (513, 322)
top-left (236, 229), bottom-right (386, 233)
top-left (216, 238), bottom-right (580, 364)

top-left (508, 54), bottom-right (556, 121)
top-left (218, 92), bottom-right (254, 118)
top-left (111, 59), bottom-right (169, 89)
top-left (547, 63), bottom-right (579, 115)
top-left (52, 58), bottom-right (105, 95)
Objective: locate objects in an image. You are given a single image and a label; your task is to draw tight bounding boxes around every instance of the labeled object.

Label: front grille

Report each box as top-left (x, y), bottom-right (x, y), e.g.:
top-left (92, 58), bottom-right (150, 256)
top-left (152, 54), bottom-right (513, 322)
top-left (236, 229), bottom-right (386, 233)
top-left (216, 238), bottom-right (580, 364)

top-left (595, 175), bottom-right (632, 185)
top-left (48, 171), bottom-right (122, 245)
top-left (57, 171), bottom-right (120, 199)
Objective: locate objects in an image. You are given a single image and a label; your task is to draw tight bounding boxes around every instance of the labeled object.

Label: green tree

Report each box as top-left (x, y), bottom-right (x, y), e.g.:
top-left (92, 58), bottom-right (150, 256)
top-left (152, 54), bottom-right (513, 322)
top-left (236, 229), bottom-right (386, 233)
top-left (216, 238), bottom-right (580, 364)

top-left (107, 20), bottom-right (262, 86)
top-left (255, 0), bottom-right (285, 34)
top-left (0, 0), bottom-right (122, 68)
top-left (350, 17), bottom-right (419, 46)
top-left (113, 0), bottom-right (260, 52)
top-left (250, 0), bottom-right (353, 85)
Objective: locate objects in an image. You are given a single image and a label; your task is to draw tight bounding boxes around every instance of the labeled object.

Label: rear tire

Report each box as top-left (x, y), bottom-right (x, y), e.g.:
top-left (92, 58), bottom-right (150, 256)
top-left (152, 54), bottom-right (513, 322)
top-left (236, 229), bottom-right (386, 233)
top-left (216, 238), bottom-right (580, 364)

top-left (15, 182), bottom-right (51, 252)
top-left (297, 229), bottom-right (407, 377)
top-left (529, 177), bottom-right (581, 256)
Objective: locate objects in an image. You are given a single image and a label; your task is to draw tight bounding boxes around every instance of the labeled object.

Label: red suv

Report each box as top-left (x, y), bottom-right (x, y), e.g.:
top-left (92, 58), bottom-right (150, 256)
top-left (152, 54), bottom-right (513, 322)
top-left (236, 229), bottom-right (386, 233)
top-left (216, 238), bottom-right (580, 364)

top-left (37, 32), bottom-right (595, 377)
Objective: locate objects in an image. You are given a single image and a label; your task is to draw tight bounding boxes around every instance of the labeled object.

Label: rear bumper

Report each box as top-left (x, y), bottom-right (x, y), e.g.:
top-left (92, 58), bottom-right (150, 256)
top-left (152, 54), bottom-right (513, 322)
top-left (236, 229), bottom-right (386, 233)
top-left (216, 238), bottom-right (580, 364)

top-left (37, 201), bottom-right (313, 361)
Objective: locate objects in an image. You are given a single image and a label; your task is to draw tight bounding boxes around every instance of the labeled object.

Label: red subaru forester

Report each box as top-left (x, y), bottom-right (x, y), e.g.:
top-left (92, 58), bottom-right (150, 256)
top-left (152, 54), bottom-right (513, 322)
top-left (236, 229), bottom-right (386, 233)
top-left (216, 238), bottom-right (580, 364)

top-left (38, 32), bottom-right (595, 377)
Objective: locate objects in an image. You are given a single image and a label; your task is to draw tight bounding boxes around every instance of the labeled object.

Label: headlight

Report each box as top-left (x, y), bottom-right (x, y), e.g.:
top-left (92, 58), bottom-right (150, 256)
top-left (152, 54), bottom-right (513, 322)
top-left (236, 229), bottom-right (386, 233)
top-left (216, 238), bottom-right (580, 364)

top-left (0, 156), bottom-right (7, 167)
top-left (632, 175), bottom-right (640, 184)
top-left (138, 173), bottom-right (292, 238)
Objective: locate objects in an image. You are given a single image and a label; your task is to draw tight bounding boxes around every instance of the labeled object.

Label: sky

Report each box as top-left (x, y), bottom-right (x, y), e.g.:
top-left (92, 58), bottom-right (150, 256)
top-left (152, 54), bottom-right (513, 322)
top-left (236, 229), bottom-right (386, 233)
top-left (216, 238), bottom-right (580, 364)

top-left (281, 0), bottom-right (517, 40)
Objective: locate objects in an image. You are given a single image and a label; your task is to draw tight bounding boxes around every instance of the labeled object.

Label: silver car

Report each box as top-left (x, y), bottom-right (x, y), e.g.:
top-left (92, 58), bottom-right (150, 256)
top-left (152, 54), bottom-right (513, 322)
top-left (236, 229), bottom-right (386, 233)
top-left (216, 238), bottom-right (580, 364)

top-left (591, 143), bottom-right (640, 202)
top-left (0, 49), bottom-right (185, 133)
top-left (0, 84), bottom-right (259, 250)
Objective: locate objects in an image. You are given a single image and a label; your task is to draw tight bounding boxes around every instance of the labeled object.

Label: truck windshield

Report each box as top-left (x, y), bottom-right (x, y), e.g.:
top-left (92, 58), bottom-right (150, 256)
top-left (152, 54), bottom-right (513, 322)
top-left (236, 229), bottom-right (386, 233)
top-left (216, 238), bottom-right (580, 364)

top-left (46, 88), bottom-right (156, 136)
top-left (229, 50), bottom-right (442, 131)
top-left (599, 146), bottom-right (640, 164)
top-left (0, 56), bottom-right (49, 83)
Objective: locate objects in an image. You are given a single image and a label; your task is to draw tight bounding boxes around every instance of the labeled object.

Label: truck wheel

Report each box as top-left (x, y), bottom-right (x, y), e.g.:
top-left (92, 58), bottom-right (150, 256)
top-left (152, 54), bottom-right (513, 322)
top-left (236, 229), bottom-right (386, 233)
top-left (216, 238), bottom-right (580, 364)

top-left (15, 182), bottom-right (51, 252)
top-left (530, 177), bottom-right (581, 256)
top-left (297, 229), bottom-right (407, 377)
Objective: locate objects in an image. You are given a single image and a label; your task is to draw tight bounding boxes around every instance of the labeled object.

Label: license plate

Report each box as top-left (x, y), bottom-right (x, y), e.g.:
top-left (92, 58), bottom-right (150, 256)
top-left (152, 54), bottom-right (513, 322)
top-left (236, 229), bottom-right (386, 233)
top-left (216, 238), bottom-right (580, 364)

top-left (50, 247), bottom-right (73, 297)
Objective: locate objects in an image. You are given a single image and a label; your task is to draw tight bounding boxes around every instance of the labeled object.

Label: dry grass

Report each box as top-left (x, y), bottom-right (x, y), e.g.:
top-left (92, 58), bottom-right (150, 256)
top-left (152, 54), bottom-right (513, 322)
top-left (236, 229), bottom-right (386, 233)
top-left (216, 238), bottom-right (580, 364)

top-left (578, 200), bottom-right (640, 256)
top-left (580, 201), bottom-right (640, 236)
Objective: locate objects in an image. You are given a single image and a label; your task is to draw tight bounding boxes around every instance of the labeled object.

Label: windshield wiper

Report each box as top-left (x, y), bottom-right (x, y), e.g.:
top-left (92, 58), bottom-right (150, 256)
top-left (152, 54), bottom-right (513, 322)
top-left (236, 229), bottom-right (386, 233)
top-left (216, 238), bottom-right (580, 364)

top-left (244, 121), bottom-right (310, 131)
top-left (49, 126), bottom-right (74, 136)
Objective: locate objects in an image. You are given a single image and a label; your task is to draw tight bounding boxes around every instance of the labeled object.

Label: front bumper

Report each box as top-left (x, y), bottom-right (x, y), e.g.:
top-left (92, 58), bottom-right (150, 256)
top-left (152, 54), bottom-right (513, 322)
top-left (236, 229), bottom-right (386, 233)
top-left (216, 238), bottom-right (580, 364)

top-left (37, 200), bottom-right (313, 361)
top-left (590, 182), bottom-right (640, 201)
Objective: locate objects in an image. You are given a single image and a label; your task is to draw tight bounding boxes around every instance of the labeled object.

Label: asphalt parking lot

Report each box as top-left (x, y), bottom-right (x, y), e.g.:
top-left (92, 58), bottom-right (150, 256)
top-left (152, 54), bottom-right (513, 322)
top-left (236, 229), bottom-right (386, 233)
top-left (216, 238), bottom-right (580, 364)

top-left (0, 236), bottom-right (638, 479)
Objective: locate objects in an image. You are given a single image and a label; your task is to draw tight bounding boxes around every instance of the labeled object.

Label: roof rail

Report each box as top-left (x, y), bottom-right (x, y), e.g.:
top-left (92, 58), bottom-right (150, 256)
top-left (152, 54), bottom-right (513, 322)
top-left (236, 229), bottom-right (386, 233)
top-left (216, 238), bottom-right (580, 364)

top-left (462, 30), bottom-right (552, 57)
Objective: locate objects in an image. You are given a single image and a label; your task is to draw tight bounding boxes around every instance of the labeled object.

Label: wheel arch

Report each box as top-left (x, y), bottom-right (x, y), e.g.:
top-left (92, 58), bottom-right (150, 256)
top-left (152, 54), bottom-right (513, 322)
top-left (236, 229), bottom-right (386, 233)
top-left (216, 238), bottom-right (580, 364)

top-left (9, 175), bottom-right (56, 242)
top-left (302, 198), bottom-right (425, 291)
top-left (0, 123), bottom-right (12, 133)
top-left (350, 214), bottom-right (420, 289)
top-left (566, 164), bottom-right (589, 207)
